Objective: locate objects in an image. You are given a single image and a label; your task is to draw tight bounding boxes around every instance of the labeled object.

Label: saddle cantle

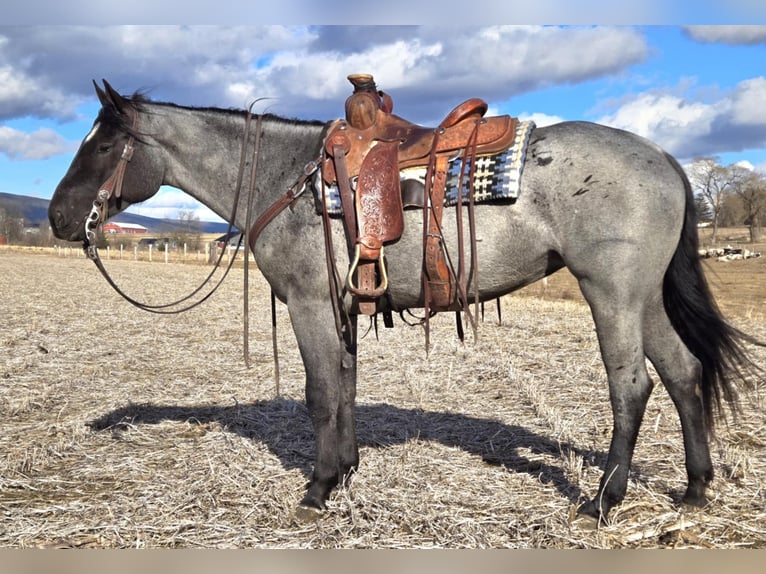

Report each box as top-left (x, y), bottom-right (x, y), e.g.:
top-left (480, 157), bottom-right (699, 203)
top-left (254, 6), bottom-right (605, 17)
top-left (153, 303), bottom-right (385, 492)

top-left (323, 73), bottom-right (520, 326)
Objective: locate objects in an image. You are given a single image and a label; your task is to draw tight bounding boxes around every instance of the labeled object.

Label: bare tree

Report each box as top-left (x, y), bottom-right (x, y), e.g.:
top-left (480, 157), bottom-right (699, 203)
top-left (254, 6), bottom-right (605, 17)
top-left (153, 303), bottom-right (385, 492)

top-left (693, 193), bottom-right (713, 222)
top-left (174, 209), bottom-right (203, 250)
top-left (718, 192), bottom-right (746, 227)
top-left (730, 166), bottom-right (766, 243)
top-left (687, 157), bottom-right (739, 244)
top-left (0, 207), bottom-right (24, 244)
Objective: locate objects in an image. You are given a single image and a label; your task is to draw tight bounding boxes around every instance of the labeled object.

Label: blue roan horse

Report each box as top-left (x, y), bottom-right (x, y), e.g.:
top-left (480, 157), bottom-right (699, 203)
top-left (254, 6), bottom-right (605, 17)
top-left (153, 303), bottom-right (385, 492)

top-left (49, 81), bottom-right (760, 526)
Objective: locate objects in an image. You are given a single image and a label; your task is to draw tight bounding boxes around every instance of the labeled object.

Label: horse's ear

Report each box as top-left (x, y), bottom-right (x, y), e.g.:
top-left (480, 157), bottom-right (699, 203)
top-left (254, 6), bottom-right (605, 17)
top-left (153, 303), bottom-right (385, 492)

top-left (100, 79), bottom-right (131, 116)
top-left (93, 80), bottom-right (109, 108)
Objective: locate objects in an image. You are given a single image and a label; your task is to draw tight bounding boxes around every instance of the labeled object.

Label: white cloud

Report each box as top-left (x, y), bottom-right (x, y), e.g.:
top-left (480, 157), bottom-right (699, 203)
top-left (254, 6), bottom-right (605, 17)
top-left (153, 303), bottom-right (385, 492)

top-left (684, 25), bottom-right (766, 45)
top-left (2, 1), bottom-right (671, 25)
top-left (0, 25), bottom-right (649, 123)
top-left (597, 77), bottom-right (766, 159)
top-left (518, 112), bottom-right (565, 127)
top-left (728, 77), bottom-right (766, 125)
top-left (258, 25), bottom-right (649, 122)
top-left (734, 160), bottom-right (755, 170)
top-left (0, 125), bottom-right (75, 160)
top-left (0, 65), bottom-right (82, 120)
top-left (599, 92), bottom-right (715, 153)
top-left (0, 26), bottom-right (307, 120)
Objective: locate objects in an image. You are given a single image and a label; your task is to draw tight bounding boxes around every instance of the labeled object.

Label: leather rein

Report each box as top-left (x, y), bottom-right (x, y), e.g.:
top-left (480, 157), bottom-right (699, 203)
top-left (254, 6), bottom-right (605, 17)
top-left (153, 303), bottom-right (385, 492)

top-left (83, 109), bottom-right (250, 315)
top-left (82, 105), bottom-right (319, 374)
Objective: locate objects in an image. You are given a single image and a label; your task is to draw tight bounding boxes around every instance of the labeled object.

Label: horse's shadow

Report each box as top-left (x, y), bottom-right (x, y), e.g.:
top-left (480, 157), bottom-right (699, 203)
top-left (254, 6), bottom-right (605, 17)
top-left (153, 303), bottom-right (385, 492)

top-left (89, 399), bottom-right (606, 506)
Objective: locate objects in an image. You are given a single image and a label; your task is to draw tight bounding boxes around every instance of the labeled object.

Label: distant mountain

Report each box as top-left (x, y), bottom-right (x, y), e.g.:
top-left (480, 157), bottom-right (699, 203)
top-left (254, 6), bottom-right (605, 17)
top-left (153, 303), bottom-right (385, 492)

top-left (103, 210), bottom-right (233, 234)
top-left (0, 192), bottom-right (232, 234)
top-left (0, 192), bottom-right (49, 226)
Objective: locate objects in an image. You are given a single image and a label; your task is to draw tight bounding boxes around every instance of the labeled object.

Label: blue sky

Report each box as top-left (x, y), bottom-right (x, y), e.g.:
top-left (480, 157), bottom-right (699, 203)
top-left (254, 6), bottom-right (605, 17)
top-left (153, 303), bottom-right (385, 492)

top-left (2, 23), bottom-right (766, 222)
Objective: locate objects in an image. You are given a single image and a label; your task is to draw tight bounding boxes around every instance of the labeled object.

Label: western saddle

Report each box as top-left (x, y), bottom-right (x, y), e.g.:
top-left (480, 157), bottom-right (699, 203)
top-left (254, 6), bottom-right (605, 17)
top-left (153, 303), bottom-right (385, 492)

top-left (323, 74), bottom-right (518, 331)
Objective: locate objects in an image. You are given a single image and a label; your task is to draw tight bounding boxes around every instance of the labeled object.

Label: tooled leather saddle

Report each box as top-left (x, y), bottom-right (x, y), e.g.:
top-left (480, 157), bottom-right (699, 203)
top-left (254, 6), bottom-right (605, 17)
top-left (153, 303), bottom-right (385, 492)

top-left (323, 74), bottom-right (519, 332)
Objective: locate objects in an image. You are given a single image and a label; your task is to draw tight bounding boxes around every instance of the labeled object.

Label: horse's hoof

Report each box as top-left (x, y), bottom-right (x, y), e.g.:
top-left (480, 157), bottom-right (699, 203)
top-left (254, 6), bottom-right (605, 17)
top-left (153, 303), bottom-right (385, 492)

top-left (293, 504), bottom-right (324, 523)
top-left (570, 512), bottom-right (601, 530)
top-left (571, 501), bottom-right (608, 530)
top-left (681, 496), bottom-right (709, 512)
top-left (681, 488), bottom-right (709, 509)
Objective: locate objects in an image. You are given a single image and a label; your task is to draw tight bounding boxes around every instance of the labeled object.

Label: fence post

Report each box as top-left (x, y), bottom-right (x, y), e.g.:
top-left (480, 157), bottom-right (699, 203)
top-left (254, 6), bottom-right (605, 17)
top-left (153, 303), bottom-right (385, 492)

top-left (120, 244), bottom-right (124, 260)
top-left (149, 244), bottom-right (153, 262)
top-left (164, 243), bottom-right (168, 264)
top-left (134, 245), bottom-right (138, 260)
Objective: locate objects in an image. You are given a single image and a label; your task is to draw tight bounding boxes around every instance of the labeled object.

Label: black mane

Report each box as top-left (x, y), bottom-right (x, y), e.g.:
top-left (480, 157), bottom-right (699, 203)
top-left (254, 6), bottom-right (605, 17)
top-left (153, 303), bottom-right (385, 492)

top-left (98, 90), bottom-right (326, 133)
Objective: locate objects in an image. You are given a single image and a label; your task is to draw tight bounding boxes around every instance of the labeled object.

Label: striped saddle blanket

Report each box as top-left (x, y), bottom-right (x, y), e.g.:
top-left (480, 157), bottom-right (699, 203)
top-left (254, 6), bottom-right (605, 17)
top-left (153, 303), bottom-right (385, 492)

top-left (313, 119), bottom-right (536, 215)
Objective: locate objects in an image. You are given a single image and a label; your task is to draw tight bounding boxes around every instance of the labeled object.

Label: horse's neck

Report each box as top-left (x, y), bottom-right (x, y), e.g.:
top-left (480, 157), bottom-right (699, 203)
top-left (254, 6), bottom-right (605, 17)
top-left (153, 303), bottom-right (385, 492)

top-left (148, 104), bottom-right (326, 228)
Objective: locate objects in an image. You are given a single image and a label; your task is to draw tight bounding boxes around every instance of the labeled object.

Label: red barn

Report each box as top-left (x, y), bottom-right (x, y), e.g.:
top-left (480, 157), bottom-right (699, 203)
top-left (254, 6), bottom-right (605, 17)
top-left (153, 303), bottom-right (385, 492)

top-left (103, 222), bottom-right (148, 234)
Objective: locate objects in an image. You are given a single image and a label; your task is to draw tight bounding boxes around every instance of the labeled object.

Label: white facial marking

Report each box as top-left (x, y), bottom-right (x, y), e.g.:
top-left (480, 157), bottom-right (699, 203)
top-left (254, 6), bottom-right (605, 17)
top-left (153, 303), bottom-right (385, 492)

top-left (84, 122), bottom-right (101, 143)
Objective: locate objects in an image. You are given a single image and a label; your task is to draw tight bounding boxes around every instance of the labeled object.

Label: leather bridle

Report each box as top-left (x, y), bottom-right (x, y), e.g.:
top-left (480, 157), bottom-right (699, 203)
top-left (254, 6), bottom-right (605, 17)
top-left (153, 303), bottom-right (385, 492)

top-left (81, 103), bottom-right (320, 375)
top-left (83, 135), bottom-right (135, 258)
top-left (82, 108), bottom-right (248, 315)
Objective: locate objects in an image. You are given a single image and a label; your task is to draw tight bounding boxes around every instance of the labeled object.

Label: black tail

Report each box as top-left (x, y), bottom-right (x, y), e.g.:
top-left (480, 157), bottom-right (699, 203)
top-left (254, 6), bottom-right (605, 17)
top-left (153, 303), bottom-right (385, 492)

top-left (662, 152), bottom-right (761, 432)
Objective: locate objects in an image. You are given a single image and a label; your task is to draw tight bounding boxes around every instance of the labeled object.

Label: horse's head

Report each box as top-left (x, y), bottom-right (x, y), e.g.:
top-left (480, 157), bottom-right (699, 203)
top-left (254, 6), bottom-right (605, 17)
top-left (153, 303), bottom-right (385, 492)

top-left (49, 80), bottom-right (164, 241)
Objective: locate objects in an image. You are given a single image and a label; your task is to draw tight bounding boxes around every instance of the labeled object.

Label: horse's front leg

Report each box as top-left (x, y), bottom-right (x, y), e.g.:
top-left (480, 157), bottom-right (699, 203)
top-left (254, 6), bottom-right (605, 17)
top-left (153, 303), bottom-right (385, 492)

top-left (336, 313), bottom-right (359, 484)
top-left (287, 298), bottom-right (358, 515)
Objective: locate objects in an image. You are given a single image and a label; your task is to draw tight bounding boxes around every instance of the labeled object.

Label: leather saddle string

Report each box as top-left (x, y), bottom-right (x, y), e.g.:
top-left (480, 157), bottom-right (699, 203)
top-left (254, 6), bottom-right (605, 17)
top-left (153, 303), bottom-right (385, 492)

top-left (467, 127), bottom-right (481, 338)
top-left (421, 121), bottom-right (483, 348)
top-left (320, 165), bottom-right (351, 347)
top-left (326, 137), bottom-right (364, 347)
top-left (452, 123), bottom-right (475, 341)
top-left (332, 143), bottom-right (359, 248)
top-left (421, 129), bottom-right (442, 353)
top-left (459, 120), bottom-right (481, 339)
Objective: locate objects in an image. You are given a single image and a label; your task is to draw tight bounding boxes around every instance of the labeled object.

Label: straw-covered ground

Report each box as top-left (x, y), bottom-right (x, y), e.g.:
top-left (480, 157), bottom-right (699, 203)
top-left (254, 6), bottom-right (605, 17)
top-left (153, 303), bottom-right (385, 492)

top-left (1, 250), bottom-right (764, 548)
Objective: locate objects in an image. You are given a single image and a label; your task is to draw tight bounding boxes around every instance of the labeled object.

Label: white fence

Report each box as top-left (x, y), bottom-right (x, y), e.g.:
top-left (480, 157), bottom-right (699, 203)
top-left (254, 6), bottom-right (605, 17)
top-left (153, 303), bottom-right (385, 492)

top-left (1, 243), bottom-right (255, 266)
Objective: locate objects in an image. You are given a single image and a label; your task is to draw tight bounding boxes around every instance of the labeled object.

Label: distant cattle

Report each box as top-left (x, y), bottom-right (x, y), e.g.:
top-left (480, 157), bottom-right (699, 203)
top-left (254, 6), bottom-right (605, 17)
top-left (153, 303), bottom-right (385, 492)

top-left (698, 245), bottom-right (762, 261)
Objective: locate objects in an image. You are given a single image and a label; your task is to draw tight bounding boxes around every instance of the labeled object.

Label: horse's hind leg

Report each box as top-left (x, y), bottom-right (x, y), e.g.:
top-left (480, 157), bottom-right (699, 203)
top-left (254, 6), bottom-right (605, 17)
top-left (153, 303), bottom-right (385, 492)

top-left (575, 279), bottom-right (654, 522)
top-left (643, 296), bottom-right (713, 507)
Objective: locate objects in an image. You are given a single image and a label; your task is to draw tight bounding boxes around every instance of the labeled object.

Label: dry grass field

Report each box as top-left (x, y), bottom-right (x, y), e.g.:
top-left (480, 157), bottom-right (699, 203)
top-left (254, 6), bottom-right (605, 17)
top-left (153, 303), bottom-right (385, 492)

top-left (1, 244), bottom-right (765, 548)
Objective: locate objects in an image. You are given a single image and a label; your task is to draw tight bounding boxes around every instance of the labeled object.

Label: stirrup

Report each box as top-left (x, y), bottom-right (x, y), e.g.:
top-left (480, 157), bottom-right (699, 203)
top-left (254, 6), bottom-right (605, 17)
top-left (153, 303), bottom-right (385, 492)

top-left (347, 244), bottom-right (388, 297)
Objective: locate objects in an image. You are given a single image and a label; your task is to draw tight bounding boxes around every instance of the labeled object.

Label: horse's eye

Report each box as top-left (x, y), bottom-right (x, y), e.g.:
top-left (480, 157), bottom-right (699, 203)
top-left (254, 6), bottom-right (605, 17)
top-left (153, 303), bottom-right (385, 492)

top-left (97, 143), bottom-right (113, 154)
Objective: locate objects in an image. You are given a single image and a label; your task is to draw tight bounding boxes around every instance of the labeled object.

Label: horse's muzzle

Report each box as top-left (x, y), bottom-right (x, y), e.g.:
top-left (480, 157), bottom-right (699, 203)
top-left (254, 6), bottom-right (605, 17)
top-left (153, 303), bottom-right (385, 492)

top-left (49, 208), bottom-right (85, 242)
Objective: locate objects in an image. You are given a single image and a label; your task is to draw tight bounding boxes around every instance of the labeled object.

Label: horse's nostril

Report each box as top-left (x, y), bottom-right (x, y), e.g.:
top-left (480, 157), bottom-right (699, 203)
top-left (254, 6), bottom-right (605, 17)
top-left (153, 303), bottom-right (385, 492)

top-left (52, 210), bottom-right (65, 232)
